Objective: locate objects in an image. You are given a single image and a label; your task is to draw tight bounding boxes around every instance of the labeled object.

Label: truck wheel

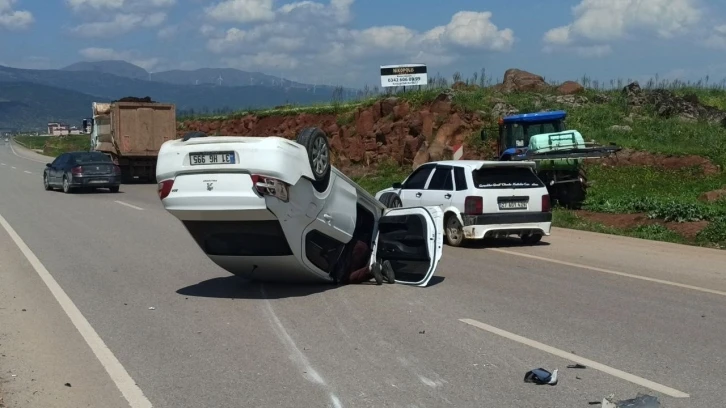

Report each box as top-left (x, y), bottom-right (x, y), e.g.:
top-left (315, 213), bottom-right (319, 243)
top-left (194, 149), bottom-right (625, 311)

top-left (445, 213), bottom-right (465, 247)
top-left (379, 192), bottom-right (403, 208)
top-left (182, 131), bottom-right (207, 142)
top-left (296, 127), bottom-right (331, 193)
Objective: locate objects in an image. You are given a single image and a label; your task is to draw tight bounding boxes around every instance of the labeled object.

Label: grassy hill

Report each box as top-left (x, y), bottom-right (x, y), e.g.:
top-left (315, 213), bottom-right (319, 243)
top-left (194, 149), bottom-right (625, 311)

top-left (0, 82), bottom-right (106, 130)
top-left (0, 62), bottom-right (354, 130)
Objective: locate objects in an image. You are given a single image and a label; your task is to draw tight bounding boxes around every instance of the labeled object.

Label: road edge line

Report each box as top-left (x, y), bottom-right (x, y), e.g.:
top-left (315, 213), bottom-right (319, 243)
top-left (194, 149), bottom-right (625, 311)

top-left (459, 318), bottom-right (690, 398)
top-left (488, 248), bottom-right (726, 297)
top-left (0, 212), bottom-right (153, 408)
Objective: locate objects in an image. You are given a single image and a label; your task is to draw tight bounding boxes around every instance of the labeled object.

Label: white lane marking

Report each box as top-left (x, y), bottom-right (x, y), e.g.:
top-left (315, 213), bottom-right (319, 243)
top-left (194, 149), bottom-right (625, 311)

top-left (489, 248), bottom-right (726, 298)
top-left (1, 163), bottom-right (5, 165)
top-left (24, 170), bottom-right (32, 174)
top-left (460, 318), bottom-right (690, 398)
top-left (11, 166), bottom-right (16, 169)
top-left (114, 201), bottom-right (144, 211)
top-left (0, 212), bottom-right (153, 408)
top-left (10, 141), bottom-right (49, 164)
top-left (260, 285), bottom-right (342, 407)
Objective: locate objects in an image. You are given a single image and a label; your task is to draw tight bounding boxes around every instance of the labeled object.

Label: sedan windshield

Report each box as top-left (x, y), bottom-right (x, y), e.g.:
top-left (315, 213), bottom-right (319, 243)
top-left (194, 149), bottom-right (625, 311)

top-left (72, 152), bottom-right (111, 163)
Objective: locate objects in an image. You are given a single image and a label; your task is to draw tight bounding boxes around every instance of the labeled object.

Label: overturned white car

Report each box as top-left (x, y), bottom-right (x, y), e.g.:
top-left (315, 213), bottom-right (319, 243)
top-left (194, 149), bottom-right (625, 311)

top-left (156, 127), bottom-right (444, 286)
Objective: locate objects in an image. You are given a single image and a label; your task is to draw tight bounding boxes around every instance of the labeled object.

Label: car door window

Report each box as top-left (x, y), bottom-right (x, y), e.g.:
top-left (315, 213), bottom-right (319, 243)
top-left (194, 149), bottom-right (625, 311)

top-left (51, 155), bottom-right (64, 167)
top-left (425, 166), bottom-right (453, 191)
top-left (402, 165), bottom-right (434, 189)
top-left (454, 167), bottom-right (468, 191)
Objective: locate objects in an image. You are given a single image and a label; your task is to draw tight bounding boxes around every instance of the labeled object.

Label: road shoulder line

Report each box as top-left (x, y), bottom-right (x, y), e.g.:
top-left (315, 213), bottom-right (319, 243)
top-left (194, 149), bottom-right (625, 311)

top-left (488, 248), bottom-right (726, 297)
top-left (0, 212), bottom-right (152, 408)
top-left (459, 318), bottom-right (690, 398)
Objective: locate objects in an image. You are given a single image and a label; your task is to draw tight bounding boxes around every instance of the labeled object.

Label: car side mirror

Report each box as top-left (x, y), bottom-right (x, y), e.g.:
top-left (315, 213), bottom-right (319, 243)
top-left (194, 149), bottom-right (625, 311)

top-left (392, 182), bottom-right (402, 189)
top-left (45, 163), bottom-right (51, 167)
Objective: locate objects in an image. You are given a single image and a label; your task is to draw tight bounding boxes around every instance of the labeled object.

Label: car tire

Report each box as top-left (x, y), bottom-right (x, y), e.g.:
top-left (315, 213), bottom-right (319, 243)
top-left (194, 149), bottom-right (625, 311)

top-left (521, 233), bottom-right (543, 245)
top-left (378, 192), bottom-right (403, 208)
top-left (296, 127), bottom-right (331, 193)
top-left (445, 213), bottom-right (465, 247)
top-left (109, 186), bottom-right (120, 193)
top-left (43, 173), bottom-right (52, 191)
top-left (62, 175), bottom-right (73, 194)
top-left (182, 131), bottom-right (207, 142)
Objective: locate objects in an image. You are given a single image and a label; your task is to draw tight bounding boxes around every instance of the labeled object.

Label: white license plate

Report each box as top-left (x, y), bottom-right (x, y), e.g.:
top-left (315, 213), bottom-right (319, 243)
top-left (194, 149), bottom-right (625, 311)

top-left (89, 179), bottom-right (107, 183)
top-left (190, 152), bottom-right (235, 166)
top-left (499, 201), bottom-right (528, 210)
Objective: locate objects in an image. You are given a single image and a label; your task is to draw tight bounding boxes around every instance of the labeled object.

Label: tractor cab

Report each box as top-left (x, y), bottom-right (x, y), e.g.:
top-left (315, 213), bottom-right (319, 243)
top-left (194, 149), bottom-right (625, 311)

top-left (496, 110), bottom-right (567, 160)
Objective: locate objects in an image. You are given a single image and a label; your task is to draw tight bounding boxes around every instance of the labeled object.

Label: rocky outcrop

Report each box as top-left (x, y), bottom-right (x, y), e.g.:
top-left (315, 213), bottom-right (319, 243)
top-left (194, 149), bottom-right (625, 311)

top-left (557, 81), bottom-right (585, 95)
top-left (495, 69), bottom-right (551, 94)
top-left (623, 81), bottom-right (726, 126)
top-left (179, 92), bottom-right (490, 170)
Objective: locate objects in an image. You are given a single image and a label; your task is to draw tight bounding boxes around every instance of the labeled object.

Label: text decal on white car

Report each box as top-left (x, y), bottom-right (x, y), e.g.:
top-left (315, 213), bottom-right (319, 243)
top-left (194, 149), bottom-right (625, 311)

top-left (190, 152), bottom-right (236, 165)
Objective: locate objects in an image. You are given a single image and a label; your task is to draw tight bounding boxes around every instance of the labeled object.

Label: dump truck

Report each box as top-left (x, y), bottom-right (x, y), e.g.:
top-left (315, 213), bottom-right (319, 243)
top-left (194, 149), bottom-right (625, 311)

top-left (85, 99), bottom-right (176, 182)
top-left (483, 110), bottom-right (621, 209)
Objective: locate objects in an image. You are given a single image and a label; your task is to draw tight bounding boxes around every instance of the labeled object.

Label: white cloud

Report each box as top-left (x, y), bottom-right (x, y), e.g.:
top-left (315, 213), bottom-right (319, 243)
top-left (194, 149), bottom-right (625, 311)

top-left (704, 24), bottom-right (726, 49)
top-left (157, 25), bottom-right (177, 39)
top-left (70, 12), bottom-right (166, 37)
top-left (543, 0), bottom-right (702, 55)
top-left (205, 2), bottom-right (514, 84)
top-left (66, 0), bottom-right (175, 12)
top-left (205, 0), bottom-right (275, 23)
top-left (78, 47), bottom-right (161, 71)
top-left (0, 0), bottom-right (33, 30)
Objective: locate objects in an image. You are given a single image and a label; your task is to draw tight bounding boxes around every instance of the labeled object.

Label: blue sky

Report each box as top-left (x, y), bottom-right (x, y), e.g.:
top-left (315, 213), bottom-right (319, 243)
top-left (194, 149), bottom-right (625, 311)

top-left (1, 0), bottom-right (726, 88)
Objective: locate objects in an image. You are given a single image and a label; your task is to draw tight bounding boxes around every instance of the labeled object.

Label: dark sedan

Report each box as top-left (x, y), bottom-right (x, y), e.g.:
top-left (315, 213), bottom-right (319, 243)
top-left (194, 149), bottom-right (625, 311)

top-left (44, 151), bottom-right (122, 193)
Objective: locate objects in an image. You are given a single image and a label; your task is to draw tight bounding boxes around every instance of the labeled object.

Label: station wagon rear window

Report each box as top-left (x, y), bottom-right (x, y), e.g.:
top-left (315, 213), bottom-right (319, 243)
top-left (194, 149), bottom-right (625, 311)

top-left (472, 167), bottom-right (545, 189)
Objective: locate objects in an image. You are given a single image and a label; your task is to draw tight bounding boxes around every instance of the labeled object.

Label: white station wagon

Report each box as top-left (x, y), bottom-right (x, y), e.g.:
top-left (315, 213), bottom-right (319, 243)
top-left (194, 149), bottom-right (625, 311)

top-left (375, 160), bottom-right (552, 247)
top-left (156, 127), bottom-right (444, 286)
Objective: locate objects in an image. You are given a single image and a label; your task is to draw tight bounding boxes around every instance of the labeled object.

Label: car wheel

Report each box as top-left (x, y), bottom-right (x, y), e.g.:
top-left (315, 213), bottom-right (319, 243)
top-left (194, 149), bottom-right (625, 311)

top-left (521, 233), bottom-right (543, 245)
top-left (445, 214), bottom-right (465, 247)
top-left (62, 175), bottom-right (73, 194)
top-left (43, 173), bottom-right (52, 191)
top-left (109, 186), bottom-right (120, 193)
top-left (296, 127), bottom-right (331, 193)
top-left (379, 192), bottom-right (403, 208)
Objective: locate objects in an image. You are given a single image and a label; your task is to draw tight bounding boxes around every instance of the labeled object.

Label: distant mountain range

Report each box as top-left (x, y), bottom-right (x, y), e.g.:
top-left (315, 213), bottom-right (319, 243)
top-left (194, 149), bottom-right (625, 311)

top-left (0, 60), bottom-right (355, 131)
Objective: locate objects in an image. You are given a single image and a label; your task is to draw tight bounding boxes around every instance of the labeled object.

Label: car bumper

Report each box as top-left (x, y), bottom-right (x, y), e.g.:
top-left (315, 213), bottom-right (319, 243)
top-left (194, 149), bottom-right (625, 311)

top-left (461, 212), bottom-right (552, 239)
top-left (70, 175), bottom-right (121, 187)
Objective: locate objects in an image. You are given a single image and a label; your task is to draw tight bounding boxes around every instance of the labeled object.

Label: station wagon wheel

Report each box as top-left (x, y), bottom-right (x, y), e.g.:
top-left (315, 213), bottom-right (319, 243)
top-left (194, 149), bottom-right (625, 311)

top-left (521, 233), bottom-right (542, 245)
top-left (296, 127), bottom-right (331, 193)
top-left (445, 214), bottom-right (464, 247)
top-left (378, 192), bottom-right (402, 208)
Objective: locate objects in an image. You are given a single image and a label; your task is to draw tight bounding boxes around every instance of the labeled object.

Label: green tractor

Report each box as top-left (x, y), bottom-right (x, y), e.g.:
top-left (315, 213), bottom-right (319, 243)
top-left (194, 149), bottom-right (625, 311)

top-left (484, 110), bottom-right (621, 209)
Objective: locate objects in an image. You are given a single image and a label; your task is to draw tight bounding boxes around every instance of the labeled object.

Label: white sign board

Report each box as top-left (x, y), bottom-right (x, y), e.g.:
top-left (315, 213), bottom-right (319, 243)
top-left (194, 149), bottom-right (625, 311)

top-left (380, 64), bottom-right (428, 88)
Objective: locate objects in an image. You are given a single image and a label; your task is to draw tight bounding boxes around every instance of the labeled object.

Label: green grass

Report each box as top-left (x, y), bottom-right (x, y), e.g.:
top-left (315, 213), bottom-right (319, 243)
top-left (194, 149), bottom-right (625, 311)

top-left (14, 135), bottom-right (90, 158)
top-left (552, 209), bottom-right (689, 245)
top-left (42, 135), bottom-right (89, 157)
top-left (14, 135), bottom-right (49, 150)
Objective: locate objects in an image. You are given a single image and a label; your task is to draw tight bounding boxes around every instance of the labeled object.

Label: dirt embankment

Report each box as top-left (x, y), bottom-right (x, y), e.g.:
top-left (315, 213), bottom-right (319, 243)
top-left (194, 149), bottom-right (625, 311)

top-left (177, 68), bottom-right (724, 175)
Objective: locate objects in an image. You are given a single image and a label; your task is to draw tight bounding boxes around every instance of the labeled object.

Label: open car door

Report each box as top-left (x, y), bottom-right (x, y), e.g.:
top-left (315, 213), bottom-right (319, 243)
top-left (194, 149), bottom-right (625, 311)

top-left (371, 206), bottom-right (444, 287)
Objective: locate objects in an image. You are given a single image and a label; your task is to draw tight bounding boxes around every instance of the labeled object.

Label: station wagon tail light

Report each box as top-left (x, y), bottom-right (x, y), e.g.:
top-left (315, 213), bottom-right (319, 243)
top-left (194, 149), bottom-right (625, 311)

top-left (158, 179), bottom-right (174, 200)
top-left (541, 194), bottom-right (551, 212)
top-left (251, 175), bottom-right (289, 202)
top-left (71, 166), bottom-right (83, 175)
top-left (464, 196), bottom-right (483, 215)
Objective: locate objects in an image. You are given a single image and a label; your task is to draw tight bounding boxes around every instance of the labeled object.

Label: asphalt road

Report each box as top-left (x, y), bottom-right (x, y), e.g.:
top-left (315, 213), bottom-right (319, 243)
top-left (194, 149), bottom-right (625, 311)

top-left (1, 140), bottom-right (725, 408)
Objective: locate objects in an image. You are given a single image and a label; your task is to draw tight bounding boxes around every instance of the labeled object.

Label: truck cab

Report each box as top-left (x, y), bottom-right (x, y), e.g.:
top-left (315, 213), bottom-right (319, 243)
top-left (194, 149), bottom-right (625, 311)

top-left (496, 110), bottom-right (567, 160)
